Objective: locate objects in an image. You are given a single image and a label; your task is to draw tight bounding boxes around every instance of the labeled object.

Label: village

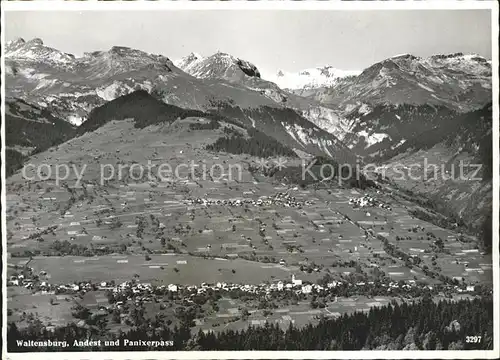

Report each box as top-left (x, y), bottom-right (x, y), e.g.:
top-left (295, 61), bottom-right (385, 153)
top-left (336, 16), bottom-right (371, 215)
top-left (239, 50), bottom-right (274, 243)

top-left (348, 193), bottom-right (393, 211)
top-left (184, 191), bottom-right (313, 209)
top-left (8, 263), bottom-right (481, 307)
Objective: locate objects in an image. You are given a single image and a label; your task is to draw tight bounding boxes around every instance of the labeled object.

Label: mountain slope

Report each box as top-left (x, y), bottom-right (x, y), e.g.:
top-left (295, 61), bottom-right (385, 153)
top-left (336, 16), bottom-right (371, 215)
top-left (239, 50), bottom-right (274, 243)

top-left (378, 103), bottom-right (493, 243)
top-left (175, 52), bottom-right (358, 150)
top-left (290, 53), bottom-right (492, 163)
top-left (5, 97), bottom-right (76, 176)
top-left (80, 90), bottom-right (355, 166)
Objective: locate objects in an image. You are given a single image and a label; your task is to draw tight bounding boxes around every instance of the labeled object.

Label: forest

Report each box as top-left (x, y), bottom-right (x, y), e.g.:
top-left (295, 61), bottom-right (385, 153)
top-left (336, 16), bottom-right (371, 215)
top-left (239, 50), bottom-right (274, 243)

top-left (5, 99), bottom-right (76, 176)
top-left (80, 90), bottom-right (208, 133)
top-left (254, 155), bottom-right (377, 190)
top-left (205, 127), bottom-right (297, 159)
top-left (6, 149), bottom-right (26, 177)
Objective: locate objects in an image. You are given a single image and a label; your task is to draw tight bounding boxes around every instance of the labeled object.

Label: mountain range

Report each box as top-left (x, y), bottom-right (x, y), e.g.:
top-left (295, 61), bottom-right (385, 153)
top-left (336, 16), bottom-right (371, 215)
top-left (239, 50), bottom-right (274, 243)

top-left (287, 53), bottom-right (491, 107)
top-left (269, 66), bottom-right (361, 91)
top-left (4, 37), bottom-right (493, 250)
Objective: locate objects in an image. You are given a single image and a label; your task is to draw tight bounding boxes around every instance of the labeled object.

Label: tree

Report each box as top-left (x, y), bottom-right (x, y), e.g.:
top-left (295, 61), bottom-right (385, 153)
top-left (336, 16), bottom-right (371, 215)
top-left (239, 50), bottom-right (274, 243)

top-left (480, 212), bottom-right (492, 253)
top-left (241, 308), bottom-right (250, 320)
top-left (72, 303), bottom-right (91, 320)
top-left (434, 238), bottom-right (444, 251)
top-left (317, 273), bottom-right (333, 287)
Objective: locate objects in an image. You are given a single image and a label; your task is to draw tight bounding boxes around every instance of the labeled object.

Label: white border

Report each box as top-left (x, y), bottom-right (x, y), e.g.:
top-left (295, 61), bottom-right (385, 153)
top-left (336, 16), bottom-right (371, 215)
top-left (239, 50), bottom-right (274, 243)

top-left (1, 0), bottom-right (499, 11)
top-left (1, 1), bottom-right (498, 359)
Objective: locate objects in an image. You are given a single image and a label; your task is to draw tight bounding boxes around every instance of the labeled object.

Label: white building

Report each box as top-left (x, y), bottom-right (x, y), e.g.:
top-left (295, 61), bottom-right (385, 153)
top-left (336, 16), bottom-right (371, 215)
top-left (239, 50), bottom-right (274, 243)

top-left (292, 274), bottom-right (302, 287)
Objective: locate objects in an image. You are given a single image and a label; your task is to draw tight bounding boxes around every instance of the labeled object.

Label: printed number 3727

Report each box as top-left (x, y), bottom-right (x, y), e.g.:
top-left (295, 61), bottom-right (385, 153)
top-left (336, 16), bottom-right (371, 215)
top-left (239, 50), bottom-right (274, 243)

top-left (466, 336), bottom-right (482, 343)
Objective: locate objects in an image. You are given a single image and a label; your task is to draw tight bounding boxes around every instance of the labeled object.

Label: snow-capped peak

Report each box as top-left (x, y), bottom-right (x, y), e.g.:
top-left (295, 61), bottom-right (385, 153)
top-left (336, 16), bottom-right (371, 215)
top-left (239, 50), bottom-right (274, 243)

top-left (209, 52), bottom-right (239, 68)
top-left (268, 66), bottom-right (361, 90)
top-left (26, 38), bottom-right (44, 47)
top-left (390, 53), bottom-right (418, 59)
top-left (5, 37), bottom-right (75, 64)
top-left (186, 51), bottom-right (203, 62)
top-left (175, 51), bottom-right (261, 80)
top-left (6, 38), bottom-right (26, 53)
top-left (174, 52), bottom-right (205, 72)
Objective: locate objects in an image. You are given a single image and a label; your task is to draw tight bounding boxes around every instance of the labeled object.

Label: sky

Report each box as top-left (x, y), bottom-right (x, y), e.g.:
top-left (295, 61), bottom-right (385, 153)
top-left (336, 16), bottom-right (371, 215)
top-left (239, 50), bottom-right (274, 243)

top-left (5, 10), bottom-right (493, 79)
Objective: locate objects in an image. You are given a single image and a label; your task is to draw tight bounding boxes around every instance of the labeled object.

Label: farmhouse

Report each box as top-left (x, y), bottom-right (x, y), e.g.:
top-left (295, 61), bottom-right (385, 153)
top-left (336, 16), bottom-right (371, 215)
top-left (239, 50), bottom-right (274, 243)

top-left (291, 274), bottom-right (302, 287)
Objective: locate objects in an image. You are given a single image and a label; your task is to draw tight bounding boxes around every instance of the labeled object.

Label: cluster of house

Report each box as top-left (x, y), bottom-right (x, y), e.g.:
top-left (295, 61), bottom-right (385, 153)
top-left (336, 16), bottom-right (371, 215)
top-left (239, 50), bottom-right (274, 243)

top-left (185, 193), bottom-right (312, 209)
top-left (349, 194), bottom-right (392, 211)
top-left (8, 272), bottom-right (40, 289)
top-left (8, 270), bottom-right (105, 294)
top-left (102, 276), bottom-right (478, 308)
top-left (108, 274), bottom-right (328, 301)
top-left (270, 192), bottom-right (313, 208)
top-left (9, 270), bottom-right (478, 304)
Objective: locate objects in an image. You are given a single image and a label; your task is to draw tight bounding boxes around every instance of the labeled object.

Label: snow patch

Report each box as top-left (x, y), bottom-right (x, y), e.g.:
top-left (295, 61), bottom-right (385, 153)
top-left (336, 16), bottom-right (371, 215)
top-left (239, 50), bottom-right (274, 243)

top-left (391, 139), bottom-right (406, 150)
top-left (358, 130), bottom-right (391, 148)
top-left (16, 67), bottom-right (50, 80)
top-left (358, 103), bottom-right (372, 115)
top-left (248, 116), bottom-right (256, 128)
top-left (67, 115), bottom-right (85, 126)
top-left (417, 83), bottom-right (435, 93)
top-left (268, 66), bottom-right (361, 90)
top-left (34, 79), bottom-right (59, 91)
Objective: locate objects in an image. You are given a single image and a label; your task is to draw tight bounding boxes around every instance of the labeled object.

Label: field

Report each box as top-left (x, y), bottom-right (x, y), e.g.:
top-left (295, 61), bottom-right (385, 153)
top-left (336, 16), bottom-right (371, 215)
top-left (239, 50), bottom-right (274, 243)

top-left (9, 254), bottom-right (320, 285)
